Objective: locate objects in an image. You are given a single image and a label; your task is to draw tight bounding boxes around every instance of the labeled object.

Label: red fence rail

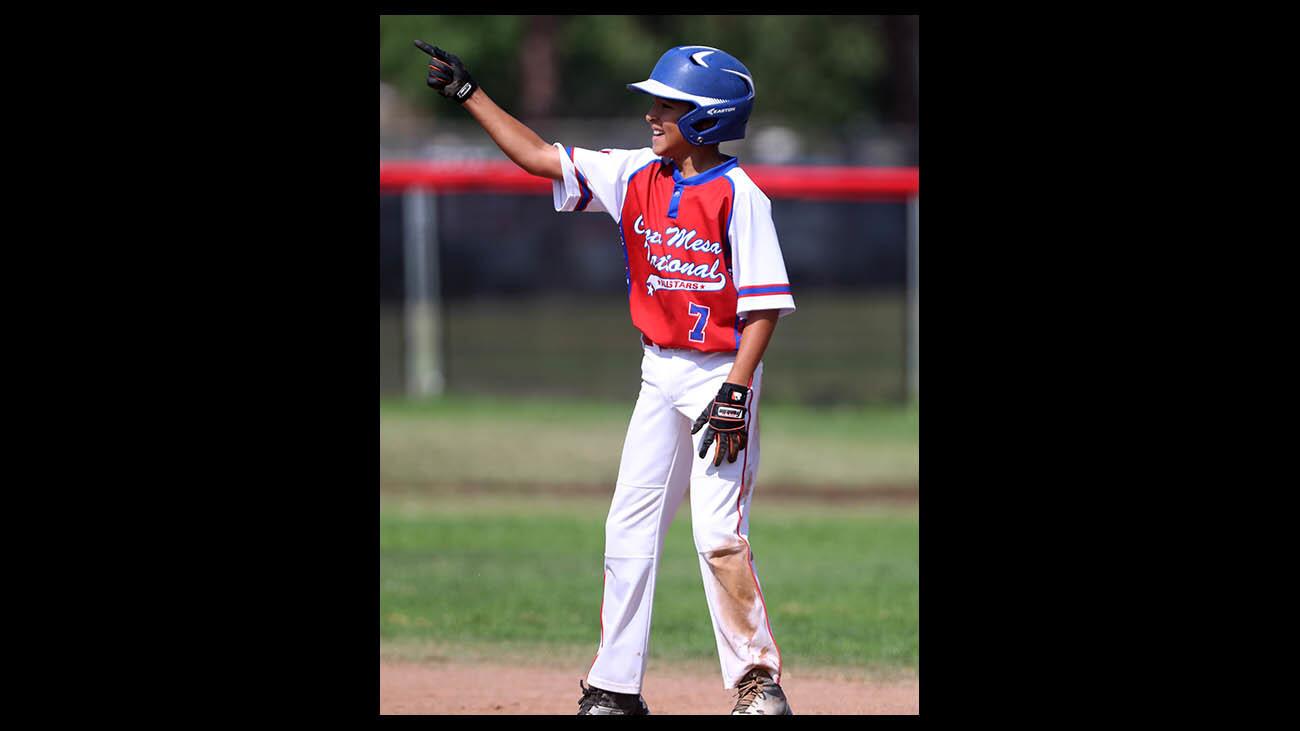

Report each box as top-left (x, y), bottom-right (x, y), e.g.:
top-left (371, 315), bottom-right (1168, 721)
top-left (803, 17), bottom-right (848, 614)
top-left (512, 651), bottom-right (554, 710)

top-left (380, 160), bottom-right (918, 201)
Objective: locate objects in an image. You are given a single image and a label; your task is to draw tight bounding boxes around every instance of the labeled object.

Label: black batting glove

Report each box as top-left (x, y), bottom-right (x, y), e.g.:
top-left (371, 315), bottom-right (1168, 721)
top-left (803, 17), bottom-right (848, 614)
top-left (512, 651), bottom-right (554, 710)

top-left (414, 40), bottom-right (478, 103)
top-left (691, 383), bottom-right (750, 466)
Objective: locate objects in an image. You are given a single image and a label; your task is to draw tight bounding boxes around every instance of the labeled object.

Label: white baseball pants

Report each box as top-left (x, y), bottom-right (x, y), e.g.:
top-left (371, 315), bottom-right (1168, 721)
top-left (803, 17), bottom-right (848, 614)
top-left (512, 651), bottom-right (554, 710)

top-left (585, 341), bottom-right (783, 694)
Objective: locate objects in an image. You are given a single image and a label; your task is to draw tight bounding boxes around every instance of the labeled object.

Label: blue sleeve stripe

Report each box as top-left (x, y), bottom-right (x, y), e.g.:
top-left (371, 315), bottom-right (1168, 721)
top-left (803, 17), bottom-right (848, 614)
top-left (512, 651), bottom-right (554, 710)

top-left (575, 172), bottom-right (593, 212)
top-left (737, 285), bottom-right (792, 297)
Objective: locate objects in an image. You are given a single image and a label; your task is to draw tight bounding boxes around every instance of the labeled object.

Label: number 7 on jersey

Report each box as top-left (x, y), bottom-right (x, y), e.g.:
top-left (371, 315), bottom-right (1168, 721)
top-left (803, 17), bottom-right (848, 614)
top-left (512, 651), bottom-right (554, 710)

top-left (688, 302), bottom-right (710, 343)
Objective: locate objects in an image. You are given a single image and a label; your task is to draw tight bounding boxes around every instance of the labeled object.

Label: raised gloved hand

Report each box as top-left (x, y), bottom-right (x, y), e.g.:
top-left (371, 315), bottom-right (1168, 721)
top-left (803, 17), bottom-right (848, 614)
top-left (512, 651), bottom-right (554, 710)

top-left (691, 382), bottom-right (750, 466)
top-left (414, 40), bottom-right (478, 103)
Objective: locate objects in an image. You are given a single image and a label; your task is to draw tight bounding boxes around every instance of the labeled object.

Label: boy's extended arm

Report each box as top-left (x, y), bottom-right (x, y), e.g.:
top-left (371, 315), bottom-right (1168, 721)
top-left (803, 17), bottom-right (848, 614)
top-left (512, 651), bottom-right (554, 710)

top-left (461, 91), bottom-right (563, 180)
top-left (416, 40), bottom-right (559, 179)
top-left (416, 41), bottom-right (562, 181)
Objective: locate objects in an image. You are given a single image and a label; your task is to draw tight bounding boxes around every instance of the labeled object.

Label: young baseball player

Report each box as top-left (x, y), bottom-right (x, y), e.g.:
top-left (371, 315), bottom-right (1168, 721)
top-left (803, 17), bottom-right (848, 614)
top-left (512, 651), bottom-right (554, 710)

top-left (415, 40), bottom-right (796, 715)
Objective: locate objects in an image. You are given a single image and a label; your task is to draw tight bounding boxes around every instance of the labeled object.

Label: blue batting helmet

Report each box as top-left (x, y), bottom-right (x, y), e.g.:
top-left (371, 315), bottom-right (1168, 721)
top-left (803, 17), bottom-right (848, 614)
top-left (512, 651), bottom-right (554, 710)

top-left (627, 46), bottom-right (755, 146)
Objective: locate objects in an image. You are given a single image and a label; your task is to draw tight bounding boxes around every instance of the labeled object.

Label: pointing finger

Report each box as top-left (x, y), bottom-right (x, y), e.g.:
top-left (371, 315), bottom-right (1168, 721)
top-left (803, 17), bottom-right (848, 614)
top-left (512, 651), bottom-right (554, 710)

top-left (413, 39), bottom-right (437, 56)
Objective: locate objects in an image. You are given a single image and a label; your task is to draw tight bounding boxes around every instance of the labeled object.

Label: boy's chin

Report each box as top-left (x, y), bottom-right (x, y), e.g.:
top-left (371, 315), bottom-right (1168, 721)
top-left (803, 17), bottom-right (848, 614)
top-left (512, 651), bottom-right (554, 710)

top-left (653, 137), bottom-right (684, 157)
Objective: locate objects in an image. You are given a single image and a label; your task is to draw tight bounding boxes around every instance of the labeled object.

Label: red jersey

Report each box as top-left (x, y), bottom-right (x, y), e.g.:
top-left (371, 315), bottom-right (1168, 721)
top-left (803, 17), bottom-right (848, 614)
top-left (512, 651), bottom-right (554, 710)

top-left (553, 146), bottom-right (795, 352)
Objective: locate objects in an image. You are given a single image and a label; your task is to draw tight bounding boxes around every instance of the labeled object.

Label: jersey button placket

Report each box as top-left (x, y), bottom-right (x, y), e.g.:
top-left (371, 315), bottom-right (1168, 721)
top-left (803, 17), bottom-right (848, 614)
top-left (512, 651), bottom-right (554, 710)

top-left (667, 184), bottom-right (683, 219)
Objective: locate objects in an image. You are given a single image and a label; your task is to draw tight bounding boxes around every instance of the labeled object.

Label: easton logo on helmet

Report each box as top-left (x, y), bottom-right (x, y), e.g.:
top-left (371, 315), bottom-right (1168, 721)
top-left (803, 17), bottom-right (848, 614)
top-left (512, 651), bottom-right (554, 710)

top-left (707, 107), bottom-right (736, 115)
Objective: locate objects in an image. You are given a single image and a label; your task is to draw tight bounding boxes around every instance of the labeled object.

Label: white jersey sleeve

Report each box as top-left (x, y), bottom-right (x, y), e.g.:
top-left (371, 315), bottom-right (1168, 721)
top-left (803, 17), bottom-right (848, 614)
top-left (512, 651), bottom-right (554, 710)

top-left (551, 144), bottom-right (660, 223)
top-left (727, 169), bottom-right (796, 319)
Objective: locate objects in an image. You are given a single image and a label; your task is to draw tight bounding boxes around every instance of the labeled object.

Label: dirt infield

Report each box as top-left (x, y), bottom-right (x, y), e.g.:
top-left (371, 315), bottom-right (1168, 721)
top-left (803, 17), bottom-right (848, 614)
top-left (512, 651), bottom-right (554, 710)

top-left (380, 661), bottom-right (918, 715)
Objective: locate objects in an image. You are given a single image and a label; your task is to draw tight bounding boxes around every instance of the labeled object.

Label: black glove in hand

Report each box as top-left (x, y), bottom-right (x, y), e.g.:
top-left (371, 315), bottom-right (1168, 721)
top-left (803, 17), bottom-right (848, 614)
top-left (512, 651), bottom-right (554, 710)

top-left (414, 40), bottom-right (478, 103)
top-left (691, 383), bottom-right (750, 466)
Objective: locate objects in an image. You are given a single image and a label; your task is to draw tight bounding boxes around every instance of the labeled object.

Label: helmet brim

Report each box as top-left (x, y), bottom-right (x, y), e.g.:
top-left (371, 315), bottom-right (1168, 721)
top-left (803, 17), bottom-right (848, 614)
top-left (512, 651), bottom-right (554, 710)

top-left (626, 79), bottom-right (728, 108)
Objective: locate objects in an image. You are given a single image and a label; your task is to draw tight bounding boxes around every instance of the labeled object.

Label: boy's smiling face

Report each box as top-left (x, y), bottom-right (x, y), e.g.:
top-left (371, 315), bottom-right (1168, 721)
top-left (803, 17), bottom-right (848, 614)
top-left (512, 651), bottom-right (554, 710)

top-left (646, 96), bottom-right (691, 157)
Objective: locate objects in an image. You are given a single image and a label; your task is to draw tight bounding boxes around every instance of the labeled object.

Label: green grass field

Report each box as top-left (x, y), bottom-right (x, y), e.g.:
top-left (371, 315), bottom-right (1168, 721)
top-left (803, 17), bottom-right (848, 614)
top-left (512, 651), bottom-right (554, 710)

top-left (380, 494), bottom-right (918, 674)
top-left (380, 391), bottom-right (918, 674)
top-left (381, 394), bottom-right (918, 490)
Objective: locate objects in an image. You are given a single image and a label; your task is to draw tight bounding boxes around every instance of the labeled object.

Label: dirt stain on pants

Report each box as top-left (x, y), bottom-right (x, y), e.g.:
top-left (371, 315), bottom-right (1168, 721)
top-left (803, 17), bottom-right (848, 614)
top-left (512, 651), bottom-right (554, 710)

top-left (703, 543), bottom-right (759, 641)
